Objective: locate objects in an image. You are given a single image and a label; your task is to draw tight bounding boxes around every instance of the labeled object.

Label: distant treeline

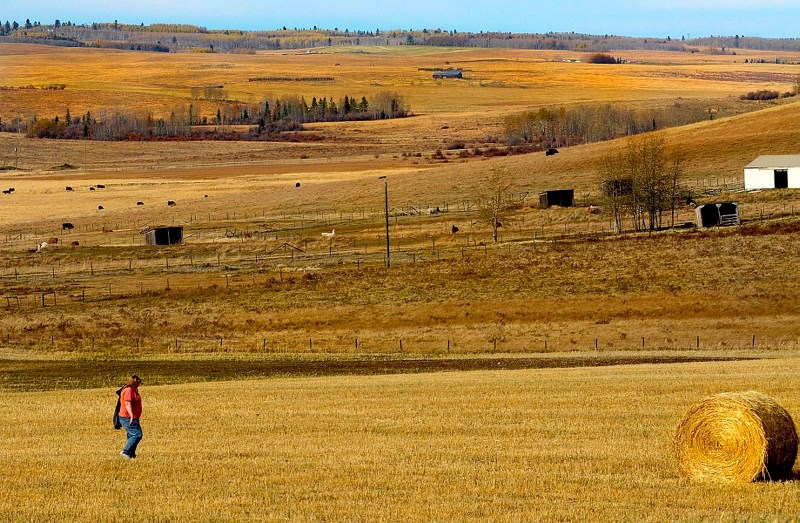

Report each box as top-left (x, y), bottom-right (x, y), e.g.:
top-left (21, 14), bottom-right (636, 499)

top-left (20, 92), bottom-right (409, 140)
top-left (4, 19), bottom-right (800, 54)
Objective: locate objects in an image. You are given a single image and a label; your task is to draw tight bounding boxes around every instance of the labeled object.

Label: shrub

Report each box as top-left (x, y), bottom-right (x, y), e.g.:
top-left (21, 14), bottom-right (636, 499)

top-left (740, 90), bottom-right (780, 101)
top-left (587, 53), bottom-right (618, 64)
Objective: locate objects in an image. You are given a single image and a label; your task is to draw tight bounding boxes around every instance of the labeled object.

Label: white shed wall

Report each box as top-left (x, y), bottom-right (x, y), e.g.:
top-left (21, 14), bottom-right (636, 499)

top-left (744, 167), bottom-right (800, 190)
top-left (790, 167), bottom-right (800, 188)
top-left (744, 168), bottom-right (775, 190)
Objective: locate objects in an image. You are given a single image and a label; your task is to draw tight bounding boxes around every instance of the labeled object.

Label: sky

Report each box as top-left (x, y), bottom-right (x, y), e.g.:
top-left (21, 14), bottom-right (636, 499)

top-left (4, 0), bottom-right (800, 38)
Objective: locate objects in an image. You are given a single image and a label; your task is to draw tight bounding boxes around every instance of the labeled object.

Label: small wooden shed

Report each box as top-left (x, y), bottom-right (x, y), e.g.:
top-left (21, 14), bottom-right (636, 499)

top-left (539, 189), bottom-right (574, 209)
top-left (695, 202), bottom-right (740, 228)
top-left (142, 226), bottom-right (183, 245)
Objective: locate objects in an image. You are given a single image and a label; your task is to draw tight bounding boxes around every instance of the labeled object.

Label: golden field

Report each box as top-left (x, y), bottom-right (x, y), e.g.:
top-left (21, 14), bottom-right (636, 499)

top-left (2, 358), bottom-right (800, 521)
top-left (2, 41), bottom-right (800, 521)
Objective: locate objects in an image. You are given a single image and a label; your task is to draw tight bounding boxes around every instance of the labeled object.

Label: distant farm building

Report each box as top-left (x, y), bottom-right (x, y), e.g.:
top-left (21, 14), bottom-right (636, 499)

top-left (432, 70), bottom-right (463, 79)
top-left (538, 189), bottom-right (575, 209)
top-left (744, 155), bottom-right (800, 190)
top-left (142, 226), bottom-right (184, 246)
top-left (695, 202), bottom-right (741, 228)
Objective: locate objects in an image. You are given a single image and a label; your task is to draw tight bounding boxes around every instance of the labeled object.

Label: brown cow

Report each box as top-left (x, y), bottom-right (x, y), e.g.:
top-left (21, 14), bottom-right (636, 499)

top-left (47, 237), bottom-right (58, 244)
top-left (70, 241), bottom-right (80, 247)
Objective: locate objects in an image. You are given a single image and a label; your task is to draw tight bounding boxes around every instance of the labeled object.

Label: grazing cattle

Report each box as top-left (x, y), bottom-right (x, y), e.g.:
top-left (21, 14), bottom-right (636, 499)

top-left (70, 241), bottom-right (80, 247)
top-left (321, 229), bottom-right (336, 239)
top-left (89, 187), bottom-right (95, 191)
top-left (98, 205), bottom-right (104, 210)
top-left (588, 205), bottom-right (602, 215)
top-left (96, 184), bottom-right (105, 189)
top-left (167, 200), bottom-right (176, 206)
top-left (36, 242), bottom-right (48, 252)
top-left (451, 224), bottom-right (459, 233)
top-left (62, 222), bottom-right (74, 230)
top-left (47, 237), bottom-right (58, 245)
top-left (65, 186), bottom-right (73, 191)
top-left (295, 182), bottom-right (301, 188)
top-left (2, 189), bottom-right (11, 194)
top-left (545, 148), bottom-right (559, 156)
top-left (136, 201), bottom-right (144, 206)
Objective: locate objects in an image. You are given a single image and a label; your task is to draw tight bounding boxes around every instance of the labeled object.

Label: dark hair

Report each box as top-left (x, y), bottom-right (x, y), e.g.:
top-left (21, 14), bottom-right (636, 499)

top-left (125, 375), bottom-right (142, 386)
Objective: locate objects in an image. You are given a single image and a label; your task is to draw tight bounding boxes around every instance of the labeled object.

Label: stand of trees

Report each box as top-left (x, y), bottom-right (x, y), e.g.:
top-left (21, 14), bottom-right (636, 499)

top-left (504, 101), bottom-right (715, 149)
top-left (600, 135), bottom-right (685, 233)
top-left (25, 92), bottom-right (409, 141)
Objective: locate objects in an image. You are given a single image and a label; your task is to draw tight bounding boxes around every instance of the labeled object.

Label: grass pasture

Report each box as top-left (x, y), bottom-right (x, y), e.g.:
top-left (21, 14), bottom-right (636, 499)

top-left (2, 357), bottom-right (800, 521)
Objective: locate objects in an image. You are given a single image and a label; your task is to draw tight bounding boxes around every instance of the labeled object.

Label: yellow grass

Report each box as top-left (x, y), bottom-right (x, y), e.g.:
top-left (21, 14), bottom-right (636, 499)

top-left (2, 358), bottom-right (800, 521)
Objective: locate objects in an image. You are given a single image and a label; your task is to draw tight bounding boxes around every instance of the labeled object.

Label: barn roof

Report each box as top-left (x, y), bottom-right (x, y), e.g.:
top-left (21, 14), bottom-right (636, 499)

top-left (746, 155), bottom-right (800, 169)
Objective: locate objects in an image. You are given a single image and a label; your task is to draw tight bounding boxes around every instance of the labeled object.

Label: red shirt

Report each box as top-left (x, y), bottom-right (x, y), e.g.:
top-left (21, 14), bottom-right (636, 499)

top-left (120, 386), bottom-right (142, 419)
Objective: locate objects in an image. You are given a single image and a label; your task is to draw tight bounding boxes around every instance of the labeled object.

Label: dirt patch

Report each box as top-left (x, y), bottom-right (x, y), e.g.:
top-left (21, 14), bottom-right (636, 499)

top-left (0, 354), bottom-right (759, 392)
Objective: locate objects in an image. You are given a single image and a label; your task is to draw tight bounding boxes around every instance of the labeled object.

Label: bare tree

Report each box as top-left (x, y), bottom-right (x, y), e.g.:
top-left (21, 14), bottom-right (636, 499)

top-left (477, 168), bottom-right (516, 242)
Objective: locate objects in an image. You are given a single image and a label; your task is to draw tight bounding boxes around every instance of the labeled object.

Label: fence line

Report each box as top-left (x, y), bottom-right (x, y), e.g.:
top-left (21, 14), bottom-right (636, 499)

top-left (0, 331), bottom-right (797, 355)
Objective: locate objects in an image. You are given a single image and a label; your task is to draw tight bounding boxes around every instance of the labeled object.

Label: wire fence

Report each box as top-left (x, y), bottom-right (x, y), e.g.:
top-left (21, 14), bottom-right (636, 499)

top-left (1, 330), bottom-right (798, 356)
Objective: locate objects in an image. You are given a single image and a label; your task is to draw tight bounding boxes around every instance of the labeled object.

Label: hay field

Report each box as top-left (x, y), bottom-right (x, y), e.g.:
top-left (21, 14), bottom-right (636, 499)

top-left (2, 357), bottom-right (800, 521)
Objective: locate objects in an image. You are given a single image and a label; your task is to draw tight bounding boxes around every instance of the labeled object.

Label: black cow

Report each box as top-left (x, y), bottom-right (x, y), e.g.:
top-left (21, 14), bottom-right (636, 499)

top-left (167, 200), bottom-right (176, 207)
top-left (451, 224), bottom-right (459, 233)
top-left (66, 186), bottom-right (74, 191)
top-left (96, 184), bottom-right (105, 189)
top-left (89, 187), bottom-right (95, 191)
top-left (136, 201), bottom-right (144, 206)
top-left (62, 222), bottom-right (75, 230)
top-left (295, 182), bottom-right (301, 187)
top-left (98, 205), bottom-right (104, 210)
top-left (2, 189), bottom-right (11, 195)
top-left (545, 148), bottom-right (559, 156)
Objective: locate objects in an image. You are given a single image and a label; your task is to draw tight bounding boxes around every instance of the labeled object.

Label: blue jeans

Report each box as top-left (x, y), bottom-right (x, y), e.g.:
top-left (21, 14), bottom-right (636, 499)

top-left (119, 417), bottom-right (143, 458)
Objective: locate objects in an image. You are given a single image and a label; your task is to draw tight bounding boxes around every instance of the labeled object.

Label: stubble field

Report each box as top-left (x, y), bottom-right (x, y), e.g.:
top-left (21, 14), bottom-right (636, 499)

top-left (3, 42), bottom-right (800, 520)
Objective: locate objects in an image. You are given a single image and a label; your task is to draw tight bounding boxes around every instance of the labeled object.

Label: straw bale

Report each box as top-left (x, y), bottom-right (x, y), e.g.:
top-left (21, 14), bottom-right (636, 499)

top-left (674, 391), bottom-right (798, 482)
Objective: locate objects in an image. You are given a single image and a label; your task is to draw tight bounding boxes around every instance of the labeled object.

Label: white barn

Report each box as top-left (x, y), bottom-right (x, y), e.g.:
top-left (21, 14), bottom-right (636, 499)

top-left (744, 155), bottom-right (800, 190)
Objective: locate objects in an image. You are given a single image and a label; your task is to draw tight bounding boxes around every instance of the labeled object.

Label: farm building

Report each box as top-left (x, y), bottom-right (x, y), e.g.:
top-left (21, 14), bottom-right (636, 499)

top-left (432, 70), bottom-right (463, 79)
top-left (538, 189), bottom-right (574, 209)
top-left (744, 155), bottom-right (800, 190)
top-left (695, 202), bottom-right (740, 228)
top-left (142, 226), bottom-right (183, 246)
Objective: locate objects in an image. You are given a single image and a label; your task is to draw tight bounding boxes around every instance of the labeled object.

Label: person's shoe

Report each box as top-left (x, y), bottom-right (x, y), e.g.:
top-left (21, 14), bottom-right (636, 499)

top-left (119, 452), bottom-right (133, 460)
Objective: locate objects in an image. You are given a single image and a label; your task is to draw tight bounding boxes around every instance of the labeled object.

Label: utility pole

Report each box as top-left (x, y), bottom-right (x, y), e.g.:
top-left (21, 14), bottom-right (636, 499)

top-left (379, 176), bottom-right (390, 267)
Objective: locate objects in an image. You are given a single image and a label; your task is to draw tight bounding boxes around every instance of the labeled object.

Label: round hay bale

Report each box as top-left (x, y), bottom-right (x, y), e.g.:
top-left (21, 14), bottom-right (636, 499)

top-left (674, 391), bottom-right (798, 482)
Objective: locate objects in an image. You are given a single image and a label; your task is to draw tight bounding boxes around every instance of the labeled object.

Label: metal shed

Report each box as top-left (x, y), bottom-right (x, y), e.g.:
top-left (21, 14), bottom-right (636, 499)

top-left (538, 189), bottom-right (574, 209)
top-left (695, 202), bottom-right (740, 227)
top-left (432, 70), bottom-right (463, 79)
top-left (142, 226), bottom-right (183, 245)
